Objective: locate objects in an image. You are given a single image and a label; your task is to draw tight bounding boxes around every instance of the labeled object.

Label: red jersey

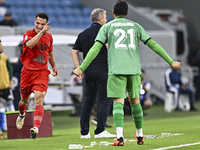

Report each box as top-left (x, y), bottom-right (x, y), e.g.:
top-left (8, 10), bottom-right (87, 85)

top-left (20, 29), bottom-right (53, 70)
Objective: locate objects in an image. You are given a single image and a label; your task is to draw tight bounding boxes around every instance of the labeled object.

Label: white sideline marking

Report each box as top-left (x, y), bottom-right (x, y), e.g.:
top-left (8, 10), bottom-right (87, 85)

top-left (150, 142), bottom-right (200, 150)
top-left (173, 133), bottom-right (182, 136)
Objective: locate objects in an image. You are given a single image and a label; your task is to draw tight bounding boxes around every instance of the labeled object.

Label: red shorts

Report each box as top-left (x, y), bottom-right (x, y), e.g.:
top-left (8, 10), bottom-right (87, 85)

top-left (20, 67), bottom-right (51, 99)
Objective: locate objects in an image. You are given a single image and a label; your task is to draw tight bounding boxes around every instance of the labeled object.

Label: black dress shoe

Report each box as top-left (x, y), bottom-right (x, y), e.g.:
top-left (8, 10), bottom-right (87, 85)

top-left (105, 124), bottom-right (112, 128)
top-left (190, 107), bottom-right (198, 111)
top-left (174, 107), bottom-right (182, 111)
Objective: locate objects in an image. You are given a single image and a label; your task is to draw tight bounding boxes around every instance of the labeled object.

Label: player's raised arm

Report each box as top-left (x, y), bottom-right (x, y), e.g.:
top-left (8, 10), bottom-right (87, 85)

top-left (146, 39), bottom-right (181, 69)
top-left (26, 21), bottom-right (51, 49)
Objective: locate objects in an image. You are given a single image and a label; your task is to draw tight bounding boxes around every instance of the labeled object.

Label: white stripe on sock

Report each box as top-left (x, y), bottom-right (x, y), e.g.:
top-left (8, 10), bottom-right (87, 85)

top-left (34, 116), bottom-right (43, 121)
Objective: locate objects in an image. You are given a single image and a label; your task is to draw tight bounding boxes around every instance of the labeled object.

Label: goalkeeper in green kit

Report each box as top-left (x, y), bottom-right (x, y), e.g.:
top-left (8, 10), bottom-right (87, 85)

top-left (73, 0), bottom-right (180, 146)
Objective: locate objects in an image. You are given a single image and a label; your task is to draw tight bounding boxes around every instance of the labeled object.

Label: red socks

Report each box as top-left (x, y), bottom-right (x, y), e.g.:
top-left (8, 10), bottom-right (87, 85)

top-left (18, 100), bottom-right (28, 115)
top-left (19, 101), bottom-right (44, 130)
top-left (34, 105), bottom-right (44, 129)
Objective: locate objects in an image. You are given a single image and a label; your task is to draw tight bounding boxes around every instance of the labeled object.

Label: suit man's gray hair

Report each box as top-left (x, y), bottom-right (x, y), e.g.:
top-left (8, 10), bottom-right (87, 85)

top-left (90, 8), bottom-right (106, 22)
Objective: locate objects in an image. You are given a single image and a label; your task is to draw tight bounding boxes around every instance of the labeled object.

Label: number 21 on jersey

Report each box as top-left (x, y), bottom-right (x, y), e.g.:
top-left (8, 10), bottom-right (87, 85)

top-left (114, 29), bottom-right (136, 49)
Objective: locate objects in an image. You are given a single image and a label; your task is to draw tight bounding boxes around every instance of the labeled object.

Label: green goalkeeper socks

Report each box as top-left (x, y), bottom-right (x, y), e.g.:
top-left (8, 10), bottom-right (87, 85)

top-left (113, 102), bottom-right (124, 128)
top-left (131, 103), bottom-right (143, 129)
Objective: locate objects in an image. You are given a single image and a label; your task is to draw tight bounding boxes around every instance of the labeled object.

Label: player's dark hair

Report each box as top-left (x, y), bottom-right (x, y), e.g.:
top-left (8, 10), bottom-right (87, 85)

top-left (141, 69), bottom-right (145, 73)
top-left (114, 0), bottom-right (128, 16)
top-left (36, 12), bottom-right (49, 21)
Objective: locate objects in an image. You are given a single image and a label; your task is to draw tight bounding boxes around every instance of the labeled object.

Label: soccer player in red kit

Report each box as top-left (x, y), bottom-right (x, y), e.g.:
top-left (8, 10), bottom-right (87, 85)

top-left (16, 12), bottom-right (59, 139)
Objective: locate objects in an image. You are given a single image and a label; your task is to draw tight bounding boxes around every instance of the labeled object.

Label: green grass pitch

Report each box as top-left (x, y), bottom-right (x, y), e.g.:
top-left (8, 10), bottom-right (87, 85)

top-left (1, 104), bottom-right (200, 150)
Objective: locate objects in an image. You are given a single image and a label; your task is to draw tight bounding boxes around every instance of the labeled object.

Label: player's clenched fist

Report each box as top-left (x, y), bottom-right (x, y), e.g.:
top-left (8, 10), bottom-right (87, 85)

top-left (73, 68), bottom-right (83, 77)
top-left (171, 61), bottom-right (181, 70)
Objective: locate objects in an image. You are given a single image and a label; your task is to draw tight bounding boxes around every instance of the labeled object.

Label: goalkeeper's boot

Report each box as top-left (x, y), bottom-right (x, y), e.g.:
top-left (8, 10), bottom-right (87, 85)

top-left (136, 135), bottom-right (145, 145)
top-left (30, 127), bottom-right (38, 139)
top-left (112, 137), bottom-right (124, 146)
top-left (16, 112), bottom-right (26, 129)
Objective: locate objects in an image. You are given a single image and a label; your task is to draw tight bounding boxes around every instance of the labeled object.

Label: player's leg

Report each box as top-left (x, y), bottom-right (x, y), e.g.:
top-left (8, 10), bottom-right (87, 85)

top-left (16, 94), bottom-right (31, 129)
top-left (30, 69), bottom-right (50, 139)
top-left (127, 75), bottom-right (144, 145)
top-left (19, 95), bottom-right (30, 115)
top-left (16, 67), bottom-right (32, 129)
top-left (129, 96), bottom-right (144, 145)
top-left (30, 90), bottom-right (46, 139)
top-left (18, 67), bottom-right (30, 115)
top-left (107, 75), bottom-right (126, 146)
top-left (112, 98), bottom-right (125, 146)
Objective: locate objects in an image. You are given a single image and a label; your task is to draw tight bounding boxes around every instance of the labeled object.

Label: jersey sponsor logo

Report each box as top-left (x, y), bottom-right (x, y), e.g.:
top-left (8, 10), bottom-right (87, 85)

top-left (20, 88), bottom-right (28, 95)
top-left (24, 35), bottom-right (28, 40)
top-left (32, 54), bottom-right (46, 63)
top-left (48, 42), bottom-right (50, 47)
top-left (111, 22), bottom-right (134, 27)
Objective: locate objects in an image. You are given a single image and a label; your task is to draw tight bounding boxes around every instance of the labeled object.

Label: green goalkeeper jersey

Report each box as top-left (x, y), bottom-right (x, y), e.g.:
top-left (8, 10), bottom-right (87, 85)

top-left (95, 16), bottom-right (150, 75)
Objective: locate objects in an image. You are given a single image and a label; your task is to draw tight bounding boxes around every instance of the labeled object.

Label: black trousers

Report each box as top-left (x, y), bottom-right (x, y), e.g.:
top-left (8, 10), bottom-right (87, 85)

top-left (195, 75), bottom-right (200, 100)
top-left (80, 70), bottom-right (112, 135)
top-left (13, 85), bottom-right (21, 110)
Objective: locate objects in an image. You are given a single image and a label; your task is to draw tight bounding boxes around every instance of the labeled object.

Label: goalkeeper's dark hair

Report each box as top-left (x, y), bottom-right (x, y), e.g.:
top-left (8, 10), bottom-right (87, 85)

top-left (114, 0), bottom-right (128, 16)
top-left (36, 12), bottom-right (49, 22)
top-left (141, 69), bottom-right (145, 73)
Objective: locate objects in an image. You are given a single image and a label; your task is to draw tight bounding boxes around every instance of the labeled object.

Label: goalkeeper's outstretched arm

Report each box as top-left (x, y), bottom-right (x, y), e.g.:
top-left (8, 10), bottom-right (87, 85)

top-left (73, 41), bottom-right (103, 77)
top-left (146, 39), bottom-right (180, 69)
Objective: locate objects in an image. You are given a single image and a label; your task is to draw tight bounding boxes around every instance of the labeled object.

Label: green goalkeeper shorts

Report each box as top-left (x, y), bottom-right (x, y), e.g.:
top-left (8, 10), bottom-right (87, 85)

top-left (107, 74), bottom-right (142, 98)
